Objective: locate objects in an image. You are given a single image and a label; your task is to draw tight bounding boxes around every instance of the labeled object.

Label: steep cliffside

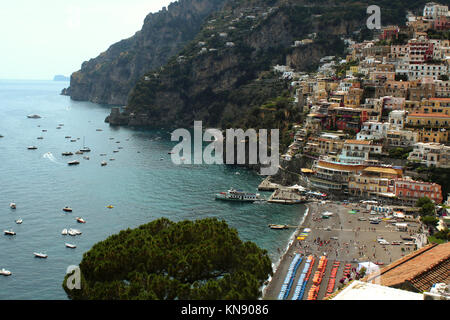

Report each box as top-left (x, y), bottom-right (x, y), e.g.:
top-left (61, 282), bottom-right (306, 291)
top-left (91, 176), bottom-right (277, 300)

top-left (63, 0), bottom-right (226, 105)
top-left (119, 0), bottom-right (431, 129)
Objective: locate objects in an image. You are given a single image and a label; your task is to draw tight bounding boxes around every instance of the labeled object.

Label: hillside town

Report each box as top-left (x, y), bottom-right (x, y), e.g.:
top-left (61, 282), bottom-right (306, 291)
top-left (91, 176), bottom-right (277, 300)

top-left (263, 2), bottom-right (450, 301)
top-left (273, 2), bottom-right (450, 207)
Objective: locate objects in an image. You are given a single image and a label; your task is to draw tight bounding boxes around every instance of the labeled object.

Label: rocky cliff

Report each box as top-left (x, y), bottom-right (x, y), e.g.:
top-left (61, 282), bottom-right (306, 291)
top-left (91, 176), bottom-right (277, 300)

top-left (63, 0), bottom-right (227, 105)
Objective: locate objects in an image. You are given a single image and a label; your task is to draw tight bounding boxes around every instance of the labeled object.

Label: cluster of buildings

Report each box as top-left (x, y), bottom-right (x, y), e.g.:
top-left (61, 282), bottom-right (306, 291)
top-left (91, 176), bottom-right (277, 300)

top-left (280, 2), bottom-right (450, 205)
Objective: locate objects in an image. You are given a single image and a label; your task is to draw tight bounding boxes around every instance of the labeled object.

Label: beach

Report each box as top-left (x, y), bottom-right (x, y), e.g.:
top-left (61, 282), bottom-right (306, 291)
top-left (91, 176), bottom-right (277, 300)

top-left (263, 200), bottom-right (424, 300)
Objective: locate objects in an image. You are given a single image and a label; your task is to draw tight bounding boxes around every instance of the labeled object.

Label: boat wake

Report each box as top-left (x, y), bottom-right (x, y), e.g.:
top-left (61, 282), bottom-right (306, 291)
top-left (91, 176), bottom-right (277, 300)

top-left (43, 152), bottom-right (63, 165)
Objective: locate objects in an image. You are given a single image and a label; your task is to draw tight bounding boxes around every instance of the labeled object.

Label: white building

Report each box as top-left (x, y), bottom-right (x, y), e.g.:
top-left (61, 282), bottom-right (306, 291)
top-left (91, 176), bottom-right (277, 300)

top-left (388, 110), bottom-right (407, 130)
top-left (408, 142), bottom-right (450, 168)
top-left (409, 63), bottom-right (448, 81)
top-left (357, 122), bottom-right (390, 141)
top-left (423, 2), bottom-right (449, 20)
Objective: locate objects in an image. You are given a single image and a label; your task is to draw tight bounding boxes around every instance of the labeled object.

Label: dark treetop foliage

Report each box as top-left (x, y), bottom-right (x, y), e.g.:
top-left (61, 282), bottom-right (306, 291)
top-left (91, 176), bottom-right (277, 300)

top-left (63, 218), bottom-right (273, 300)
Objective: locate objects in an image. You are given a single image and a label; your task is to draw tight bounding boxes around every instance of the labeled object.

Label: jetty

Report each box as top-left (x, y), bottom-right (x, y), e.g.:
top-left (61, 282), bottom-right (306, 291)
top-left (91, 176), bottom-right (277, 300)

top-left (258, 177), bottom-right (280, 191)
top-left (268, 188), bottom-right (308, 205)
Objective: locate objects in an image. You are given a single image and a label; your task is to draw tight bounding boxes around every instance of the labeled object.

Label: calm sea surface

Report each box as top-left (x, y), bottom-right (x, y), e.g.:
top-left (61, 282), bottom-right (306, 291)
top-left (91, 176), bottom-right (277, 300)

top-left (0, 80), bottom-right (305, 299)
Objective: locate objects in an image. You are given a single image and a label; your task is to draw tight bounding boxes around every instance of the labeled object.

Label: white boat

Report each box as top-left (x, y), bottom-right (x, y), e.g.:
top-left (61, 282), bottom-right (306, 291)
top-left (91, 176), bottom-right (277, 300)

top-left (9, 203), bottom-right (16, 209)
top-left (62, 206), bottom-right (73, 212)
top-left (33, 252), bottom-right (48, 259)
top-left (0, 269), bottom-right (12, 276)
top-left (75, 151), bottom-right (83, 154)
top-left (61, 228), bottom-right (68, 235)
top-left (68, 229), bottom-right (82, 236)
top-left (101, 161), bottom-right (107, 166)
top-left (15, 219), bottom-right (23, 224)
top-left (76, 217), bottom-right (86, 224)
top-left (27, 114), bottom-right (41, 119)
top-left (67, 160), bottom-right (80, 166)
top-left (4, 230), bottom-right (16, 236)
top-left (65, 243), bottom-right (76, 249)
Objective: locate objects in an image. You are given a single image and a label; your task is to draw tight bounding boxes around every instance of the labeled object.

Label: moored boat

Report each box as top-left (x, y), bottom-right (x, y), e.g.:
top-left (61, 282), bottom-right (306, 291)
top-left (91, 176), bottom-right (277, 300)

top-left (61, 228), bottom-right (68, 235)
top-left (76, 217), bottom-right (86, 224)
top-left (33, 252), bottom-right (48, 259)
top-left (10, 203), bottom-right (16, 209)
top-left (4, 230), bottom-right (16, 236)
top-left (67, 160), bottom-right (80, 165)
top-left (27, 146), bottom-right (38, 150)
top-left (101, 161), bottom-right (107, 166)
top-left (62, 206), bottom-right (73, 212)
top-left (215, 189), bottom-right (262, 202)
top-left (0, 268), bottom-right (12, 276)
top-left (27, 114), bottom-right (41, 119)
top-left (15, 219), bottom-right (23, 224)
top-left (268, 224), bottom-right (289, 230)
top-left (65, 243), bottom-right (76, 249)
top-left (61, 152), bottom-right (73, 156)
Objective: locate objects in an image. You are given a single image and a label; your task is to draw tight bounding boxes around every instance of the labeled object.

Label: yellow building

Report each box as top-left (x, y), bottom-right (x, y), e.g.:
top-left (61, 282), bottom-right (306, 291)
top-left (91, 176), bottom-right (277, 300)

top-left (419, 98), bottom-right (450, 115)
top-left (349, 167), bottom-right (402, 197)
top-left (417, 127), bottom-right (449, 143)
top-left (344, 87), bottom-right (364, 108)
top-left (406, 113), bottom-right (450, 128)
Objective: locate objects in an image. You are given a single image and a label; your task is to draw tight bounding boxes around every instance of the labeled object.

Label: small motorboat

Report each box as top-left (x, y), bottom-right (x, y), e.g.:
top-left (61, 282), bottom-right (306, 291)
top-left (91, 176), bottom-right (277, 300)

top-left (113, 150), bottom-right (119, 153)
top-left (27, 146), bottom-right (38, 150)
top-left (268, 224), bottom-right (289, 230)
top-left (160, 158), bottom-right (164, 161)
top-left (96, 129), bottom-right (103, 131)
top-left (109, 158), bottom-right (115, 161)
top-left (118, 147), bottom-right (123, 149)
top-left (42, 129), bottom-right (47, 132)
top-left (10, 203), bottom-right (16, 209)
top-left (61, 228), bottom-right (68, 235)
top-left (15, 219), bottom-right (23, 224)
top-left (27, 114), bottom-right (41, 119)
top-left (65, 243), bottom-right (76, 249)
top-left (83, 156), bottom-right (90, 160)
top-left (76, 217), bottom-right (86, 224)
top-left (101, 161), bottom-right (107, 166)
top-left (61, 152), bottom-right (73, 156)
top-left (75, 151), bottom-right (83, 154)
top-left (33, 252), bottom-right (48, 259)
top-left (37, 136), bottom-right (44, 140)
top-left (80, 147), bottom-right (91, 153)
top-left (56, 126), bottom-right (61, 129)
top-left (115, 141), bottom-right (120, 144)
top-left (4, 230), bottom-right (16, 236)
top-left (58, 124), bottom-right (64, 126)
top-left (67, 160), bottom-right (80, 165)
top-left (68, 229), bottom-right (82, 236)
top-left (106, 205), bottom-right (114, 209)
top-left (100, 153), bottom-right (107, 156)
top-left (0, 269), bottom-right (12, 276)
top-left (65, 136), bottom-right (71, 139)
top-left (62, 206), bottom-right (73, 212)
top-left (70, 139), bottom-right (77, 142)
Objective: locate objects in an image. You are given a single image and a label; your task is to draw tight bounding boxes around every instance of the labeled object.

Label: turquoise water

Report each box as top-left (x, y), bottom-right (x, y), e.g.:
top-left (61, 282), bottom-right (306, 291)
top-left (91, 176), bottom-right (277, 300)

top-left (0, 80), bottom-right (305, 299)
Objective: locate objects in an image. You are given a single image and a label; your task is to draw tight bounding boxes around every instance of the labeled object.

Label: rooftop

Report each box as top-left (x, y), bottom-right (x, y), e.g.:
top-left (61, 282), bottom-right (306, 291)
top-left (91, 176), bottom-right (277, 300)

top-left (345, 139), bottom-right (372, 145)
top-left (331, 280), bottom-right (423, 300)
top-left (365, 243), bottom-right (450, 292)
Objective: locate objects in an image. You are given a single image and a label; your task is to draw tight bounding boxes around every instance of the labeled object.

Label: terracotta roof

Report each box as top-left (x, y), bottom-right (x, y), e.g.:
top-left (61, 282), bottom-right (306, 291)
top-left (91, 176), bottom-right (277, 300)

top-left (407, 113), bottom-right (450, 118)
top-left (365, 243), bottom-right (450, 291)
top-left (345, 139), bottom-right (372, 145)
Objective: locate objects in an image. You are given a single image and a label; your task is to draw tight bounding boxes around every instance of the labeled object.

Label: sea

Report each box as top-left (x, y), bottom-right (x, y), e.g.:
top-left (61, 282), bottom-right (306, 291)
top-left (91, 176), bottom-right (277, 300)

top-left (0, 79), bottom-right (306, 299)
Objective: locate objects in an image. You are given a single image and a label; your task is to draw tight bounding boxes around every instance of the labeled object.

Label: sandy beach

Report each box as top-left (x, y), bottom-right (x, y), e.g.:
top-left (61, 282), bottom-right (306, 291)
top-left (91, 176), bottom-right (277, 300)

top-left (263, 200), bottom-right (423, 300)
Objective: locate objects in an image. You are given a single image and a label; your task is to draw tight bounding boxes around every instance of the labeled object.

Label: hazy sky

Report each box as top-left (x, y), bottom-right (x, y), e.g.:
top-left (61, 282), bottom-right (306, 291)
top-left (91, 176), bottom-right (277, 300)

top-left (0, 0), bottom-right (174, 80)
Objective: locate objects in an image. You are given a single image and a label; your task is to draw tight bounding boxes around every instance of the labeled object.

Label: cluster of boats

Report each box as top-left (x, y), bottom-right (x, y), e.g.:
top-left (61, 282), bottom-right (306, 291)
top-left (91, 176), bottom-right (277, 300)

top-left (2, 203), bottom-right (89, 274)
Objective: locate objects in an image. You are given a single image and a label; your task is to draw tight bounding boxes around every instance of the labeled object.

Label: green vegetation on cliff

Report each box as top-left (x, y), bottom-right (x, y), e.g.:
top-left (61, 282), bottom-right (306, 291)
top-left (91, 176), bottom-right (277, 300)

top-left (63, 218), bottom-right (272, 300)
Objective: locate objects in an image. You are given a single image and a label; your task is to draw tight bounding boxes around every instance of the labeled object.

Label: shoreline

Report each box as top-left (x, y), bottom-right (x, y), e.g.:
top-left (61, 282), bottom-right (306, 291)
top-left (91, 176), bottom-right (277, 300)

top-left (262, 203), bottom-right (313, 298)
top-left (262, 199), bottom-right (424, 300)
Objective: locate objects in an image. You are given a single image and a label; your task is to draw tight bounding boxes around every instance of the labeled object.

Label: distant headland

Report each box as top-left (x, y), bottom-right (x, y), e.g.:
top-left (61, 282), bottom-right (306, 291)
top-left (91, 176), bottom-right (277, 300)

top-left (53, 75), bottom-right (69, 81)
